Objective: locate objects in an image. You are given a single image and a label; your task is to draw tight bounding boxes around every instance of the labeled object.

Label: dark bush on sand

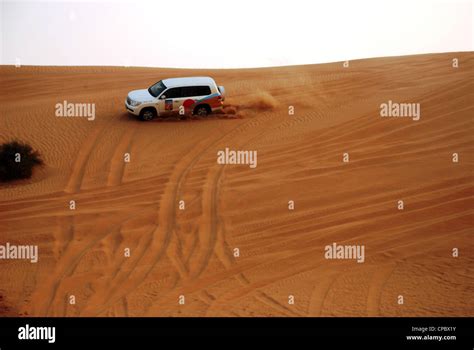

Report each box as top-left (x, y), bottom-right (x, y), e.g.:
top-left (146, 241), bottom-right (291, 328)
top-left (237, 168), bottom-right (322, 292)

top-left (0, 140), bottom-right (44, 182)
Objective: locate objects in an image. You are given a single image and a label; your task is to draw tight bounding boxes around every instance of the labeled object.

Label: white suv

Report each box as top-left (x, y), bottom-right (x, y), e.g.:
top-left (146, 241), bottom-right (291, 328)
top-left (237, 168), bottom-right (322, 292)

top-left (125, 76), bottom-right (226, 121)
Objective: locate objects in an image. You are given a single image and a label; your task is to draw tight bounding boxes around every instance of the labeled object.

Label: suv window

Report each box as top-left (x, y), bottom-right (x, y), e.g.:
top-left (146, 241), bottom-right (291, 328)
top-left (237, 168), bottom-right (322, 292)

top-left (163, 87), bottom-right (182, 98)
top-left (182, 86), bottom-right (211, 97)
top-left (148, 80), bottom-right (167, 98)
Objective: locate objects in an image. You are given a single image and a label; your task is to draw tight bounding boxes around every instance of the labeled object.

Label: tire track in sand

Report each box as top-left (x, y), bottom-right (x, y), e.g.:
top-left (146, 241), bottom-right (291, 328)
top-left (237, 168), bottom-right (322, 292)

top-left (29, 120), bottom-right (110, 315)
top-left (30, 119), bottom-right (136, 315)
top-left (193, 111), bottom-right (283, 279)
top-left (64, 126), bottom-right (105, 194)
top-left (366, 263), bottom-right (397, 316)
top-left (83, 122), bottom-right (249, 315)
top-left (106, 127), bottom-right (137, 187)
top-left (197, 110), bottom-right (307, 316)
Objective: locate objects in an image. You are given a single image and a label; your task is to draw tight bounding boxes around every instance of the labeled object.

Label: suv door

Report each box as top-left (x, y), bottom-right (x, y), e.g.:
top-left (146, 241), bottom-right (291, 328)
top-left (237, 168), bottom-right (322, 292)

top-left (157, 87), bottom-right (183, 115)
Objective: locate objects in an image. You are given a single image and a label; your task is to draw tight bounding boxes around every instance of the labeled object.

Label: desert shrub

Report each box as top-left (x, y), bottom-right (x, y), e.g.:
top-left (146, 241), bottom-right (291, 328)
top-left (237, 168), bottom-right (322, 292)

top-left (0, 140), bottom-right (43, 182)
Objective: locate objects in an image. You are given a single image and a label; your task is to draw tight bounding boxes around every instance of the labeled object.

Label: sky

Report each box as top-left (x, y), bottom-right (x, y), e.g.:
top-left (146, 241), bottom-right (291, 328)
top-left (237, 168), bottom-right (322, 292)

top-left (1, 0), bottom-right (473, 68)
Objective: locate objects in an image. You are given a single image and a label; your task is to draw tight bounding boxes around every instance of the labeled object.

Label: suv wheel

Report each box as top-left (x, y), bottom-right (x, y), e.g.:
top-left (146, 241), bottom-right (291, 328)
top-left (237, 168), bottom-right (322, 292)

top-left (140, 108), bottom-right (156, 121)
top-left (194, 105), bottom-right (210, 117)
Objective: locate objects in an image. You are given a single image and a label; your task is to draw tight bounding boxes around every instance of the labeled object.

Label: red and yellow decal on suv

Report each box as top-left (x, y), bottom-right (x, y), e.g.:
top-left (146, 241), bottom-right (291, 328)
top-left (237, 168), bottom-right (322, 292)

top-left (165, 99), bottom-right (173, 111)
top-left (183, 93), bottom-right (223, 113)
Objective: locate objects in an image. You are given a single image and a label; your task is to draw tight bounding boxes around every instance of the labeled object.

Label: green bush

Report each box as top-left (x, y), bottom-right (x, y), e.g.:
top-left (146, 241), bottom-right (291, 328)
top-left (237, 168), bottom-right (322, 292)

top-left (0, 140), bottom-right (44, 182)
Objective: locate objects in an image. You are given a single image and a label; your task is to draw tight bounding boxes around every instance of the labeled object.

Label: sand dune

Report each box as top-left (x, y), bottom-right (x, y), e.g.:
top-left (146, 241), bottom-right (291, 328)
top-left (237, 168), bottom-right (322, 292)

top-left (0, 53), bottom-right (473, 316)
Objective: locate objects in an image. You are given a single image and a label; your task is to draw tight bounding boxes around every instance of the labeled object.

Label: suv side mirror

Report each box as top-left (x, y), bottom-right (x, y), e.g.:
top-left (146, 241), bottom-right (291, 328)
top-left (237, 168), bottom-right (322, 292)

top-left (160, 95), bottom-right (166, 100)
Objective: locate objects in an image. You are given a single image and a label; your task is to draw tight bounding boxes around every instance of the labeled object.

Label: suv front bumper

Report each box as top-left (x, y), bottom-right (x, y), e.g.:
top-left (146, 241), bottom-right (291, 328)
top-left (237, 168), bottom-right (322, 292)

top-left (125, 100), bottom-right (140, 116)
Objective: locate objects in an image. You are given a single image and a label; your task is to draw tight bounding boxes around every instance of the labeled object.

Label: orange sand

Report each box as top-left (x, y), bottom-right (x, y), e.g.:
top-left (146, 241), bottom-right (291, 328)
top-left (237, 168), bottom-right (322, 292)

top-left (0, 53), bottom-right (473, 316)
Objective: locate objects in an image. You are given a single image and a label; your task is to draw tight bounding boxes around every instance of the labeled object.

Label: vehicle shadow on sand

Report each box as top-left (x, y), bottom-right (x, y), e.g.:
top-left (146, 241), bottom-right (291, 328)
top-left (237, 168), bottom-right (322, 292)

top-left (119, 113), bottom-right (242, 123)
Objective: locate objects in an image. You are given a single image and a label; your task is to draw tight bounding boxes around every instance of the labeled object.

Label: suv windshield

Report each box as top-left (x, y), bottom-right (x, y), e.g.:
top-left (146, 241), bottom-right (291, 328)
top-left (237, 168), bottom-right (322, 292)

top-left (148, 80), bottom-right (167, 98)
